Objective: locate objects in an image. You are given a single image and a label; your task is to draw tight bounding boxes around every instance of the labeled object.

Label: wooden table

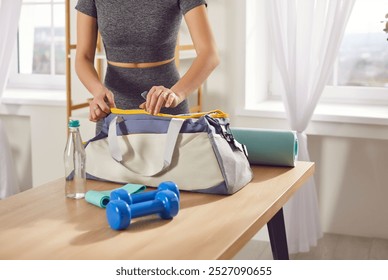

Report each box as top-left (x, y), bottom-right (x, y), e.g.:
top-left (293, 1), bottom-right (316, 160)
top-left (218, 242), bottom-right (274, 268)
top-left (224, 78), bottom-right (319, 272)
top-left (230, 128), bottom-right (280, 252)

top-left (0, 161), bottom-right (314, 260)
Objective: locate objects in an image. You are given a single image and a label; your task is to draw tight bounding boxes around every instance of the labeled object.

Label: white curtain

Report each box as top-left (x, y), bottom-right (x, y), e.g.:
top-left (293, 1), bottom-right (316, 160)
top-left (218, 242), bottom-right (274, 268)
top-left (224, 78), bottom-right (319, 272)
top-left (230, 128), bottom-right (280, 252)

top-left (0, 0), bottom-right (22, 199)
top-left (0, 120), bottom-right (20, 199)
top-left (0, 0), bottom-right (22, 94)
top-left (267, 0), bottom-right (355, 253)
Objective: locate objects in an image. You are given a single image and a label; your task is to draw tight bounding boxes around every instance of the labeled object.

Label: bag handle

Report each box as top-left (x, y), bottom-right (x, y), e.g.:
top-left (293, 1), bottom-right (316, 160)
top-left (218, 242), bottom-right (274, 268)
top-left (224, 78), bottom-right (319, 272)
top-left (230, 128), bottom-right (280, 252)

top-left (107, 116), bottom-right (184, 177)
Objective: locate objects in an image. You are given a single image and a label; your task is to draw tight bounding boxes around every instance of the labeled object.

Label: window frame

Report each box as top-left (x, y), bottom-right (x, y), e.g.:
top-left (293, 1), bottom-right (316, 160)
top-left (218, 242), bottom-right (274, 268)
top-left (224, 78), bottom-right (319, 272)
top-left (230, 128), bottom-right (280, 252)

top-left (6, 0), bottom-right (66, 90)
top-left (244, 0), bottom-right (388, 110)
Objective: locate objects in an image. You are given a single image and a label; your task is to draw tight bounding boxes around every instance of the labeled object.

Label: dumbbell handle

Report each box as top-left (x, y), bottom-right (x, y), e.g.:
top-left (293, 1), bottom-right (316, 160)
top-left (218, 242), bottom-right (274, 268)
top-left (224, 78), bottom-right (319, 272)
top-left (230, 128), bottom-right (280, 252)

top-left (132, 181), bottom-right (180, 203)
top-left (130, 199), bottom-right (165, 219)
top-left (131, 191), bottom-right (157, 204)
top-left (110, 181), bottom-right (180, 205)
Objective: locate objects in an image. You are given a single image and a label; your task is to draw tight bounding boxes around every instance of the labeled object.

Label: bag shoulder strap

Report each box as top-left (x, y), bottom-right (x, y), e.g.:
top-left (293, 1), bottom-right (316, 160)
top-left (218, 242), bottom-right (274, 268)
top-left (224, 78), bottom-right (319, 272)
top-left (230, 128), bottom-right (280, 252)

top-left (108, 116), bottom-right (185, 177)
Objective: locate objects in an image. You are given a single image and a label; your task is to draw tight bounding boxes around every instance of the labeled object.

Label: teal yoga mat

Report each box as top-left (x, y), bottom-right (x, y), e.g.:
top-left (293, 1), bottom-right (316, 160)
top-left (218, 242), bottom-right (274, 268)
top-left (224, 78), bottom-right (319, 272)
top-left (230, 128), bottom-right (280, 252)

top-left (85, 183), bottom-right (146, 208)
top-left (231, 127), bottom-right (298, 167)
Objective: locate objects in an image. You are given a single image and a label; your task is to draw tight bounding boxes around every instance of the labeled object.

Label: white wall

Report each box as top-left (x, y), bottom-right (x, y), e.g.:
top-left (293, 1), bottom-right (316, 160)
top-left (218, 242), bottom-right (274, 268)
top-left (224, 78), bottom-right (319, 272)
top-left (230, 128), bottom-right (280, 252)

top-left (310, 135), bottom-right (388, 239)
top-left (0, 114), bottom-right (31, 192)
top-left (1, 0), bottom-right (388, 241)
top-left (0, 101), bottom-right (67, 189)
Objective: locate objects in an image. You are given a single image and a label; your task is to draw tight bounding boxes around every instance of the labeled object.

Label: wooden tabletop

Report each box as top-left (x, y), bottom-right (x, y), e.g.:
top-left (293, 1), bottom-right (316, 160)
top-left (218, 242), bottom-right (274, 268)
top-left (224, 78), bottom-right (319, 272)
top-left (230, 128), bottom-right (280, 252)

top-left (0, 161), bottom-right (314, 260)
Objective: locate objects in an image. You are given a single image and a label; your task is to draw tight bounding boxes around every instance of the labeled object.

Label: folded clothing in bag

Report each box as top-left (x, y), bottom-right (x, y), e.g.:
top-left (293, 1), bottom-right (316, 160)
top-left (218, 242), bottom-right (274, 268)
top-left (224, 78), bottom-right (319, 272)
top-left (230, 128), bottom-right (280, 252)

top-left (84, 109), bottom-right (253, 195)
top-left (231, 127), bottom-right (298, 167)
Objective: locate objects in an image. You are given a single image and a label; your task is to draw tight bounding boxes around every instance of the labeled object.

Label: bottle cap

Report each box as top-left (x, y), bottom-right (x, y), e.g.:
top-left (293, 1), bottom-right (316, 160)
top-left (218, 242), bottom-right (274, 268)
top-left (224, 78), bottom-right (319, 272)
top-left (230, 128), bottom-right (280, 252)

top-left (68, 119), bottom-right (80, 128)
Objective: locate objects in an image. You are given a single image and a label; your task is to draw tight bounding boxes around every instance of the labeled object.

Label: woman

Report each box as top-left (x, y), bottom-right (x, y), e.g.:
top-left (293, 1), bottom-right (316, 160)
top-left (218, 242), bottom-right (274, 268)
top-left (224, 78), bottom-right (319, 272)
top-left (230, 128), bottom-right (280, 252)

top-left (75, 0), bottom-right (219, 134)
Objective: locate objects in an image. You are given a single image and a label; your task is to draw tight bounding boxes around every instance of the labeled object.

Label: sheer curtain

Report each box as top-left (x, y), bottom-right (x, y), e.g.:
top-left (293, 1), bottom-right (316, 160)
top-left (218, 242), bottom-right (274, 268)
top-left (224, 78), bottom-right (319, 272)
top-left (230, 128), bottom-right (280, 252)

top-left (0, 0), bottom-right (22, 198)
top-left (0, 0), bottom-right (22, 95)
top-left (267, 0), bottom-right (355, 253)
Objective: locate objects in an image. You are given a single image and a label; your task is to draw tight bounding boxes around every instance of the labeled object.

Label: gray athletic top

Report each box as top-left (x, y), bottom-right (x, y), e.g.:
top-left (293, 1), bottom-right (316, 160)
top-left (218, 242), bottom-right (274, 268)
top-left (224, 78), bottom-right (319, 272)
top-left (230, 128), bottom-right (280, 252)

top-left (76, 0), bottom-right (207, 63)
top-left (75, 0), bottom-right (207, 133)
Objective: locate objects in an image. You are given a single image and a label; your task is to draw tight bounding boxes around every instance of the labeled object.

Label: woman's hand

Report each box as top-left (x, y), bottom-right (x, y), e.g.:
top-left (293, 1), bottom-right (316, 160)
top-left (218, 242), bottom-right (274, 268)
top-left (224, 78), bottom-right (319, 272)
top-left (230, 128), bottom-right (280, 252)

top-left (139, 85), bottom-right (182, 115)
top-left (89, 87), bottom-right (116, 122)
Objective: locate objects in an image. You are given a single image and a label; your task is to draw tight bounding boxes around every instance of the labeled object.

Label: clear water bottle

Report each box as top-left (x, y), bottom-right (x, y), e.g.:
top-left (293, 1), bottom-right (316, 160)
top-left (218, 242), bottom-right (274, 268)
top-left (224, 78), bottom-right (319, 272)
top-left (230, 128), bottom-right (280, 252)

top-left (64, 119), bottom-right (86, 199)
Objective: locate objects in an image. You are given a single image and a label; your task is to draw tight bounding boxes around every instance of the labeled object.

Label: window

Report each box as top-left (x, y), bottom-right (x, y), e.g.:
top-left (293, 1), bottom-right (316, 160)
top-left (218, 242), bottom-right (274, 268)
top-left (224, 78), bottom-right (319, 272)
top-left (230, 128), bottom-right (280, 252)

top-left (245, 0), bottom-right (388, 108)
top-left (324, 0), bottom-right (388, 104)
top-left (7, 0), bottom-right (66, 90)
top-left (334, 0), bottom-right (388, 88)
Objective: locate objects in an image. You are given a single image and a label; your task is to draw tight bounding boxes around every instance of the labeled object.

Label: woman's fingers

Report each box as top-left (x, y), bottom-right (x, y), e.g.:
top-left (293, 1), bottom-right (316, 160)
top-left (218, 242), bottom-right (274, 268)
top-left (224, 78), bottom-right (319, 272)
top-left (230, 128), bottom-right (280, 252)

top-left (88, 87), bottom-right (115, 121)
top-left (146, 86), bottom-right (162, 114)
top-left (144, 86), bottom-right (180, 115)
top-left (153, 91), bottom-right (170, 115)
top-left (89, 104), bottom-right (107, 122)
top-left (105, 89), bottom-right (117, 109)
top-left (165, 92), bottom-right (180, 108)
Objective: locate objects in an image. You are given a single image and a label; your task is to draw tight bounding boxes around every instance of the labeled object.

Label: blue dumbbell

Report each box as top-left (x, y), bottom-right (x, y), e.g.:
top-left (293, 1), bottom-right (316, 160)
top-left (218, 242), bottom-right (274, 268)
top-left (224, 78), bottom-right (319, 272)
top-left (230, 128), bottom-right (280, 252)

top-left (110, 181), bottom-right (180, 205)
top-left (106, 189), bottom-right (180, 230)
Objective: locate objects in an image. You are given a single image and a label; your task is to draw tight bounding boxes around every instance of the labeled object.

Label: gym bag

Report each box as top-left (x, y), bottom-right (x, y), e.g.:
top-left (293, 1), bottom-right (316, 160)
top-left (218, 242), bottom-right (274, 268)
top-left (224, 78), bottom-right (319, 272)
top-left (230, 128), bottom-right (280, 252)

top-left (84, 109), bottom-right (253, 195)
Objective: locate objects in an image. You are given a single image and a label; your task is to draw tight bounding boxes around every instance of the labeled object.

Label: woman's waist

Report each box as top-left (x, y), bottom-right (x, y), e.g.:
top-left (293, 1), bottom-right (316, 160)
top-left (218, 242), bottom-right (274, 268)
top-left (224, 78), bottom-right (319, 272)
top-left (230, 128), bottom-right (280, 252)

top-left (107, 57), bottom-right (175, 69)
top-left (104, 45), bottom-right (176, 67)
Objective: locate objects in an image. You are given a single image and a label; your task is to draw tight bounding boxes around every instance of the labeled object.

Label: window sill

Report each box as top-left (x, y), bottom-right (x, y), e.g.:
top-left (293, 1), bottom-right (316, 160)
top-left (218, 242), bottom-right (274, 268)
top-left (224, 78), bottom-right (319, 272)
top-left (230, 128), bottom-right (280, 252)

top-left (236, 100), bottom-right (388, 140)
top-left (239, 100), bottom-right (388, 126)
top-left (1, 88), bottom-right (66, 107)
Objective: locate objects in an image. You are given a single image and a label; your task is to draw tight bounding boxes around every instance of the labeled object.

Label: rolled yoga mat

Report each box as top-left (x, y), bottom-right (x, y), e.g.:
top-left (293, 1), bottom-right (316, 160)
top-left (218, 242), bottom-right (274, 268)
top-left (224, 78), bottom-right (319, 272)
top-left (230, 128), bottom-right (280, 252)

top-left (231, 127), bottom-right (298, 167)
top-left (85, 183), bottom-right (146, 208)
